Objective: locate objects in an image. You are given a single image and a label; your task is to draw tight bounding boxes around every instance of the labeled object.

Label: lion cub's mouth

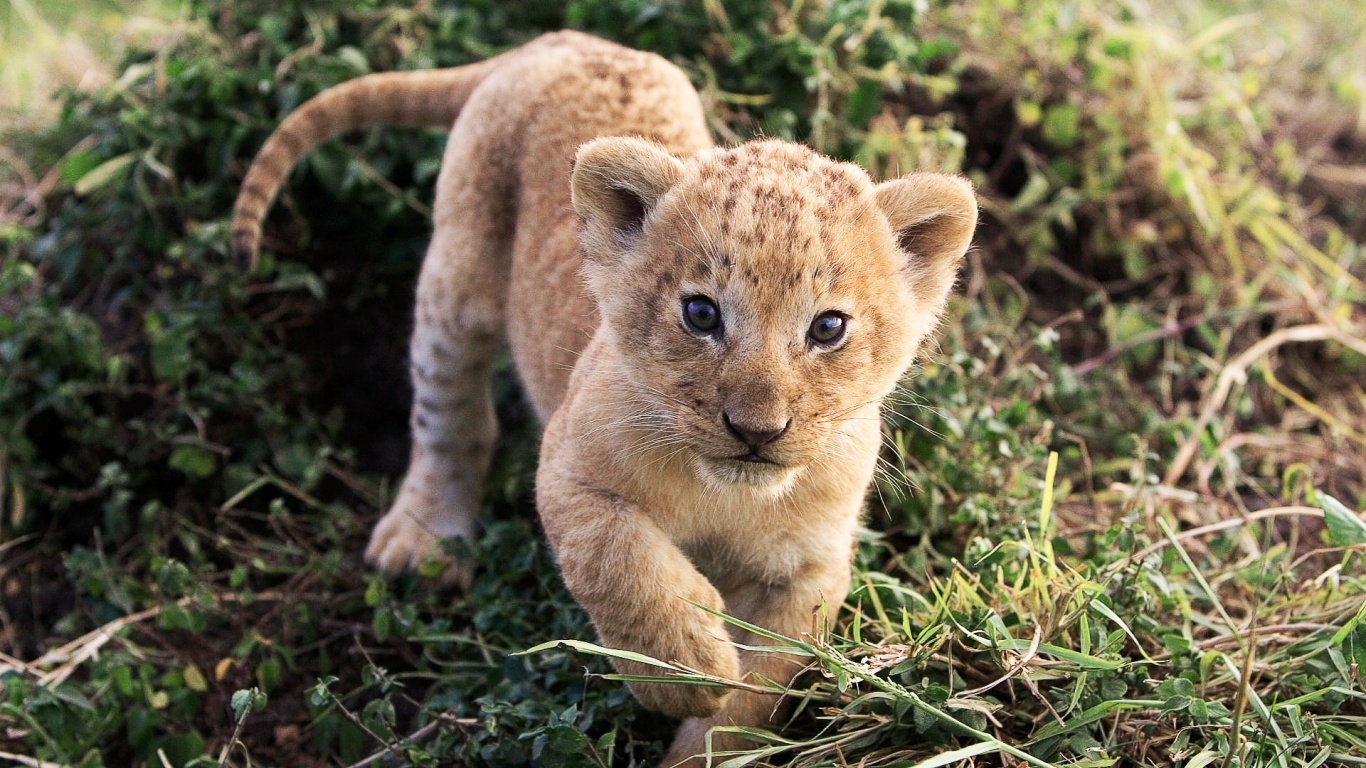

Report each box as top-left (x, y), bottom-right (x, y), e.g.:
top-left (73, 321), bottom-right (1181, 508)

top-left (733, 451), bottom-right (779, 465)
top-left (696, 450), bottom-right (800, 492)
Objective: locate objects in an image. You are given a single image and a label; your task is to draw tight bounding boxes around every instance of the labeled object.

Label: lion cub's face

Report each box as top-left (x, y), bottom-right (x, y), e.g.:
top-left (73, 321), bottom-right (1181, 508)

top-left (573, 139), bottom-right (976, 493)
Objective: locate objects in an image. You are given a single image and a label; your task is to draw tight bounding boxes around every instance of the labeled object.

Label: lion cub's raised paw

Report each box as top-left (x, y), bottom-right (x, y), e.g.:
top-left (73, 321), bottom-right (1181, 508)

top-left (364, 487), bottom-right (475, 589)
top-left (631, 666), bottom-right (735, 720)
top-left (613, 615), bottom-right (740, 720)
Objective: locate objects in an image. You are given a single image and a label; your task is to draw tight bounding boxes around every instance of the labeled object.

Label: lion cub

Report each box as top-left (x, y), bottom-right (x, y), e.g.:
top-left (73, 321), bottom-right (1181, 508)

top-left (232, 30), bottom-right (976, 766)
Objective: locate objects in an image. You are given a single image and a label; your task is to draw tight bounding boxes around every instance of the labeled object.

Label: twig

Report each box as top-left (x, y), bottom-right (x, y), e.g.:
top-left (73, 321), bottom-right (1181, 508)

top-left (1307, 163), bottom-right (1366, 187)
top-left (0, 532), bottom-right (40, 560)
top-left (0, 750), bottom-right (64, 768)
top-left (810, 640), bottom-right (1064, 768)
top-left (1197, 623), bottom-right (1338, 650)
top-left (1220, 635), bottom-right (1255, 768)
top-left (353, 157), bottom-right (433, 219)
top-left (3, 592), bottom-right (286, 686)
top-left (216, 701), bottom-right (252, 767)
top-left (1164, 324), bottom-right (1366, 485)
top-left (952, 624), bottom-right (1042, 699)
top-left (344, 716), bottom-right (478, 768)
top-left (1122, 505), bottom-right (1323, 565)
top-left (26, 602), bottom-right (176, 687)
top-left (273, 11), bottom-right (325, 81)
top-left (1074, 313), bottom-right (1220, 376)
top-left (1157, 518), bottom-right (1243, 651)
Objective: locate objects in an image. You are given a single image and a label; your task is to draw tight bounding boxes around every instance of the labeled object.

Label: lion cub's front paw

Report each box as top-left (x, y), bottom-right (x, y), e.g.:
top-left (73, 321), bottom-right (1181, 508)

top-left (364, 490), bottom-right (474, 588)
top-left (622, 619), bottom-right (740, 719)
top-left (633, 675), bottom-right (733, 721)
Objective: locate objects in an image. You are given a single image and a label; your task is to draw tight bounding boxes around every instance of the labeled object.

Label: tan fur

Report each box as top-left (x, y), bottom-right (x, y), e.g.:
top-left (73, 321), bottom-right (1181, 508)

top-left (231, 31), bottom-right (976, 766)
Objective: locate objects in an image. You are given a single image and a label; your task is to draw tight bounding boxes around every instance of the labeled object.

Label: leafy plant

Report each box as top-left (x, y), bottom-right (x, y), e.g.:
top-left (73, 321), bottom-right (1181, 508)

top-left (1, 0), bottom-right (1363, 765)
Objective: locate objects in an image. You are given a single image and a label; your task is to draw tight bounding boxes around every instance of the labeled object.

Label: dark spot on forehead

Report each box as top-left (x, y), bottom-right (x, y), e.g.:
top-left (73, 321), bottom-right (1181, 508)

top-left (685, 251), bottom-right (728, 284)
top-left (820, 164), bottom-right (859, 191)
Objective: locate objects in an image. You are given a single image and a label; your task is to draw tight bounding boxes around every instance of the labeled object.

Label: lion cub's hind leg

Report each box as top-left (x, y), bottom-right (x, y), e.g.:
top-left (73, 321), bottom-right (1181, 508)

top-left (365, 135), bottom-right (512, 586)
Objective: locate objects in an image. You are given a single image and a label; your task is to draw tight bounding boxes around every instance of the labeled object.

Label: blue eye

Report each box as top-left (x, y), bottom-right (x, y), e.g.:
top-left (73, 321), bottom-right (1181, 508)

top-left (683, 296), bottom-right (720, 334)
top-left (808, 312), bottom-right (846, 345)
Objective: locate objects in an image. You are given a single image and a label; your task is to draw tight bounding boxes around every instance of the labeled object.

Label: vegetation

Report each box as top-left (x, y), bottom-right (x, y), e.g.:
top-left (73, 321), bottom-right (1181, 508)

top-left (2, 0), bottom-right (1364, 766)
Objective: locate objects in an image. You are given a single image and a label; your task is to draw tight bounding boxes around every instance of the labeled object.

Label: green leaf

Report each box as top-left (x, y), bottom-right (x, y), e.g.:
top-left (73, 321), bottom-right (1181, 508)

top-left (600, 673), bottom-right (730, 689)
top-left (159, 602), bottom-right (195, 631)
top-left (902, 741), bottom-right (1000, 768)
top-left (984, 638), bottom-right (1125, 671)
top-left (1111, 305), bottom-right (1160, 365)
top-left (60, 151), bottom-right (102, 185)
top-left (1042, 103), bottom-right (1080, 147)
top-left (373, 608), bottom-right (392, 642)
top-left (1031, 700), bottom-right (1161, 742)
top-left (1319, 493), bottom-right (1366, 547)
top-left (844, 79), bottom-right (882, 127)
top-left (144, 312), bottom-right (194, 382)
top-left (51, 684), bottom-right (97, 712)
top-left (1330, 600), bottom-right (1366, 645)
top-left (73, 153), bottom-right (136, 196)
top-left (183, 664), bottom-right (208, 693)
top-left (257, 659), bottom-right (282, 693)
top-left (143, 732), bottom-right (205, 768)
top-left (230, 687), bottom-right (267, 720)
top-left (682, 599), bottom-right (815, 652)
top-left (364, 577), bottom-right (384, 607)
top-left (114, 665), bottom-right (137, 697)
top-left (517, 639), bottom-right (686, 671)
top-left (532, 725), bottom-right (588, 764)
top-left (169, 445), bottom-right (216, 479)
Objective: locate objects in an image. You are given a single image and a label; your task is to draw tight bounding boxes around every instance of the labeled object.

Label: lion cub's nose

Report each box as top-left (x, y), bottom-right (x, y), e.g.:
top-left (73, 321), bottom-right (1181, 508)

top-left (723, 412), bottom-right (790, 447)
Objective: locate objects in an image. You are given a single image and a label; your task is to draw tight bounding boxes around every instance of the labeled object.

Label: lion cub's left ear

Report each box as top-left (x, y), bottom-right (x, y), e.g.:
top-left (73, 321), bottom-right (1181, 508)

top-left (571, 137), bottom-right (685, 265)
top-left (874, 173), bottom-right (978, 311)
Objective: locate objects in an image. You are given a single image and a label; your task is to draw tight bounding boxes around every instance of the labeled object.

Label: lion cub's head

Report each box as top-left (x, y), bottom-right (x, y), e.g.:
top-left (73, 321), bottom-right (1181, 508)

top-left (571, 138), bottom-right (976, 492)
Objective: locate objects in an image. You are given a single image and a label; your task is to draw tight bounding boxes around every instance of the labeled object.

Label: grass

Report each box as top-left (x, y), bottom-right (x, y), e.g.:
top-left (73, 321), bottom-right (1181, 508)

top-left (1, 0), bottom-right (1364, 766)
top-left (0, 0), bottom-right (179, 130)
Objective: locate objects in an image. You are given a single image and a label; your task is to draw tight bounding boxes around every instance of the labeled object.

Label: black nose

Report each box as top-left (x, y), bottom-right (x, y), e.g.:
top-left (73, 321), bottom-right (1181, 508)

top-left (723, 412), bottom-right (789, 447)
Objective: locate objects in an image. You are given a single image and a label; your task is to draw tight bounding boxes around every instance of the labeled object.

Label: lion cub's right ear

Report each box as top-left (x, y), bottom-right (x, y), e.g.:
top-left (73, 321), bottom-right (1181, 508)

top-left (572, 137), bottom-right (685, 265)
top-left (874, 173), bottom-right (978, 314)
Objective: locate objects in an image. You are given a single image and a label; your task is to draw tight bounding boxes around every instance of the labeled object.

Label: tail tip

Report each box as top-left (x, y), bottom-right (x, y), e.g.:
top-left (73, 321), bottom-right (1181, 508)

top-left (231, 227), bottom-right (259, 270)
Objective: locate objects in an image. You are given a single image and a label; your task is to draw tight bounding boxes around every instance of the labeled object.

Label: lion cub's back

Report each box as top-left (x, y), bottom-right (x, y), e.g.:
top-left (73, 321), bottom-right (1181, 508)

top-left (452, 32), bottom-right (713, 419)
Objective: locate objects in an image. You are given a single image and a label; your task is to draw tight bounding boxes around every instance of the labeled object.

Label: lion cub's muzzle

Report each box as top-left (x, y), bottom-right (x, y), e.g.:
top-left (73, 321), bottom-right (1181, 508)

top-left (722, 410), bottom-right (791, 464)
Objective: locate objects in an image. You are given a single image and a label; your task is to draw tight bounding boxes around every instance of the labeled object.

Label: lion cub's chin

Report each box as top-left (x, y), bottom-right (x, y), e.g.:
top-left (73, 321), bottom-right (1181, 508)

top-left (693, 456), bottom-right (804, 496)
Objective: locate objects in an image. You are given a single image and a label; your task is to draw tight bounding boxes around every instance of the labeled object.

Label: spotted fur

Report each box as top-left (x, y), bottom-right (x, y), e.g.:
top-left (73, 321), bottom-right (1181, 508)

top-left (230, 31), bottom-right (977, 767)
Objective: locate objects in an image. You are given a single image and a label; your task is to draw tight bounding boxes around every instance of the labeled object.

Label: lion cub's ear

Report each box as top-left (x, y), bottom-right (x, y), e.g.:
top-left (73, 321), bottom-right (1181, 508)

top-left (874, 173), bottom-right (978, 311)
top-left (572, 137), bottom-right (685, 264)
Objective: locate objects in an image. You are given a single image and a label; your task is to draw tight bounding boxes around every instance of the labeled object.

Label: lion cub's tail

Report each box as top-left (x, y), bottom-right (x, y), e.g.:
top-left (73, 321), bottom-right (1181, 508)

top-left (231, 56), bottom-right (503, 266)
